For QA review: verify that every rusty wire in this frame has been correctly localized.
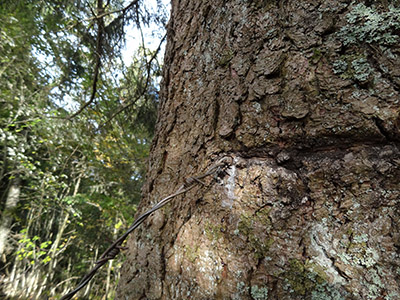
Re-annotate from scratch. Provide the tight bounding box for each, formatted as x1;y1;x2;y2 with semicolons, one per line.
60;156;233;300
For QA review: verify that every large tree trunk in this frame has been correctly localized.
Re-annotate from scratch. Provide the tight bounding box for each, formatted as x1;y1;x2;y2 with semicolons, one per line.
117;1;400;299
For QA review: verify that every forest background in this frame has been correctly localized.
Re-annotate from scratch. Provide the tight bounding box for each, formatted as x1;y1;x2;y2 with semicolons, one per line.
0;0;168;299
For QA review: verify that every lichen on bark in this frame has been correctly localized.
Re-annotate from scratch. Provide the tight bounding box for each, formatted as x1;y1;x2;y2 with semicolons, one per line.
117;1;400;299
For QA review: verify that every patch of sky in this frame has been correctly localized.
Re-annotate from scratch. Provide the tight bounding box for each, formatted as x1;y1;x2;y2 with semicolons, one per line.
122;0;170;65
32;0;170;112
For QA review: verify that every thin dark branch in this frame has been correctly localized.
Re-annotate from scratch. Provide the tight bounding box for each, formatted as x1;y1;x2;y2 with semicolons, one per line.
68;1;144;120
97;33;166;130
68;0;105;120
85;0;140;22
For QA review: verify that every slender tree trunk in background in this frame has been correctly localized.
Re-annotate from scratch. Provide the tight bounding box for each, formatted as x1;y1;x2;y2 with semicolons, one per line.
105;259;113;299
117;1;400;299
84;247;99;297
0;177;20;259
105;215;119;299
39;172;82;298
2;167;84;299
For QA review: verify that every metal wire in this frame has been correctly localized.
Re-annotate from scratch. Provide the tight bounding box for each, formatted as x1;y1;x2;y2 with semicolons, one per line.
60;156;232;300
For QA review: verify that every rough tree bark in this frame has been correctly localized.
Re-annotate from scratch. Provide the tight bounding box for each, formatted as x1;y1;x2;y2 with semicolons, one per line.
117;1;400;299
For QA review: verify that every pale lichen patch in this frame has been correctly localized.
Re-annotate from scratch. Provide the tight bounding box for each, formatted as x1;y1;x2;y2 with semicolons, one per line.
309;223;345;285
